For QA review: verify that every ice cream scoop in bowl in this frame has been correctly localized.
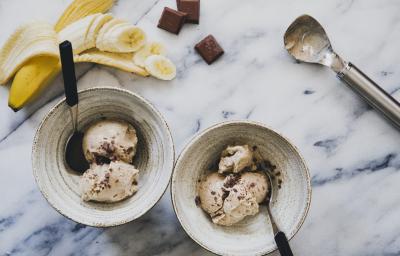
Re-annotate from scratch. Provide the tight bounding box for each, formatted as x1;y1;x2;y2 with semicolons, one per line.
32;87;174;227
171;121;311;256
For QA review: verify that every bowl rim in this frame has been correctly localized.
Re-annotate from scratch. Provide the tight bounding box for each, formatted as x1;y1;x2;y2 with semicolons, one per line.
170;120;312;256
32;86;175;227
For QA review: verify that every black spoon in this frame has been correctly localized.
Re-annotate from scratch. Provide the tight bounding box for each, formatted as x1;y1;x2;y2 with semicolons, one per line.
257;151;294;256
59;40;89;173
264;170;294;256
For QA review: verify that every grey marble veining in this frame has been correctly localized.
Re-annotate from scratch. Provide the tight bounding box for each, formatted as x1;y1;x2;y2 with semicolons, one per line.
1;0;400;255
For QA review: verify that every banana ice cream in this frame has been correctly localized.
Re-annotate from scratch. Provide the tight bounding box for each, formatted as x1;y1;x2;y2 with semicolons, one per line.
83;119;138;164
218;145;253;174
241;172;269;203
79;119;141;203
213;178;259;226
80;161;139;202
197;145;270;226
198;173;226;215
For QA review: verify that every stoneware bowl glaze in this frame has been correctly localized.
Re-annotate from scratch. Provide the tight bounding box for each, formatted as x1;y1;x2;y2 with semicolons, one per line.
32;87;174;227
171;121;311;256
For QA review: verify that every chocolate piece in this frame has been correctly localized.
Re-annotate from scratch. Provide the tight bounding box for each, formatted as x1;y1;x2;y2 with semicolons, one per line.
177;0;200;24
195;35;224;64
158;7;187;34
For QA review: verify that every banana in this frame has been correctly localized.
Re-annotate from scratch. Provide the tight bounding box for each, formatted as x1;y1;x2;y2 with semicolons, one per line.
144;55;176;80
55;0;115;32
74;49;149;76
8;0;116;111
0;21;58;84
133;42;167;67
9;56;60;111
96;19;146;53
58;13;112;54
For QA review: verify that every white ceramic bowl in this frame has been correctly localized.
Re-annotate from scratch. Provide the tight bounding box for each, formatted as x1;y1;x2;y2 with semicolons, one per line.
171;121;311;256
32;87;174;227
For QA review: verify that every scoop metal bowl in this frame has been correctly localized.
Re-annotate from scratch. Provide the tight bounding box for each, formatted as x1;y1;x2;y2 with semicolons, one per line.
284;15;400;130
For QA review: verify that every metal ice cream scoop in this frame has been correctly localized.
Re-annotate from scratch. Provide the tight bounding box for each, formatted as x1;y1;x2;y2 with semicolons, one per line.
284;14;400;130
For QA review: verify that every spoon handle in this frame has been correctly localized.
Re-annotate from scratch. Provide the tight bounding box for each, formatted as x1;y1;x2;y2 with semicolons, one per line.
59;40;78;107
337;62;400;130
274;231;294;256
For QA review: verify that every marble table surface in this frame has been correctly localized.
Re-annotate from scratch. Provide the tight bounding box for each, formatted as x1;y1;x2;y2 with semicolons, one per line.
1;0;400;255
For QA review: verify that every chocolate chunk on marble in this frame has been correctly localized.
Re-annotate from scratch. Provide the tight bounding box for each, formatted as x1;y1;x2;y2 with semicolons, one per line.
177;0;200;24
195;35;224;64
158;7;187;34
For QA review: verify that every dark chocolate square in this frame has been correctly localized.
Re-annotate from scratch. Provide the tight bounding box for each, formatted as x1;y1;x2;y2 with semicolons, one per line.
195;35;224;64
177;0;200;24
157;7;187;34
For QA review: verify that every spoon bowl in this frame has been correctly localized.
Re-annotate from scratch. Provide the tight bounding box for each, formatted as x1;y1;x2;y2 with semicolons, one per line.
65;131;88;172
284;14;345;72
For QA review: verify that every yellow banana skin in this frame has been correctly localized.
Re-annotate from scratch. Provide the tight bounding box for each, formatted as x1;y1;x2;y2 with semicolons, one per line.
9;56;60;111
55;0;115;32
8;0;114;111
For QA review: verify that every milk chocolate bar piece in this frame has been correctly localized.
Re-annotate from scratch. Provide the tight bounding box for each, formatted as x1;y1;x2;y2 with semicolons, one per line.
177;0;200;24
158;7;187;34
195;35;224;64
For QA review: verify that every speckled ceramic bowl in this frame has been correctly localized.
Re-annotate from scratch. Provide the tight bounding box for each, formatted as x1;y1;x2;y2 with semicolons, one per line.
171;121;311;256
32;87;174;227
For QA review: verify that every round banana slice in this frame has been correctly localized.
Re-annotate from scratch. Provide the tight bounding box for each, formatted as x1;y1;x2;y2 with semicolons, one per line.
144;55;176;81
133;42;167;67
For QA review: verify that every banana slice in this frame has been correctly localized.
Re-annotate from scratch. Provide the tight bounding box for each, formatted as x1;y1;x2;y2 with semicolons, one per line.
144;55;176;80
94;18;124;50
96;19;146;53
58;13;112;54
85;14;113;50
0;21;58;84
133;42;166;67
75;49;149;76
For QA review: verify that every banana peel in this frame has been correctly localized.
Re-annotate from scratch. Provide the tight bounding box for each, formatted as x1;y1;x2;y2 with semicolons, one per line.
8;0;115;111
9;56;60;111
0;21;58;84
55;0;115;32
75;49;149;76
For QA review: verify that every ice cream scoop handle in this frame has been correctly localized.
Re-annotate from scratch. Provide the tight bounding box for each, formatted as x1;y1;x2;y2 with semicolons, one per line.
274;231;294;256
337;62;400;130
